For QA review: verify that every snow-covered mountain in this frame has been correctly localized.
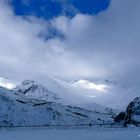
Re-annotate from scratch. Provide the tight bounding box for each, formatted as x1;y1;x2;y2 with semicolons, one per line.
13;80;60;102
0;86;113;126
2;76;140;127
1;75;135;110
0;76;133;110
12;78;117;115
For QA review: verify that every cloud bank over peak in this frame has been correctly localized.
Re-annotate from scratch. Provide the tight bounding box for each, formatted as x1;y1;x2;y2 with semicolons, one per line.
49;0;140;83
0;0;93;80
0;0;140;85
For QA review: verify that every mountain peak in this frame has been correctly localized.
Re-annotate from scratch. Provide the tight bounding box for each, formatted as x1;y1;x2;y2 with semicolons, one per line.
22;80;35;85
13;79;60;102
14;80;35;94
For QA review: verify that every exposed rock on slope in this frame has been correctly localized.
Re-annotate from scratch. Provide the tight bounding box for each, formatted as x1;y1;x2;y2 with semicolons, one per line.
114;97;140;126
125;97;140;125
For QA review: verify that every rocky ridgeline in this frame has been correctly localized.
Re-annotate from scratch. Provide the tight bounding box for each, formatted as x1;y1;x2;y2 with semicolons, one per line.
114;97;140;127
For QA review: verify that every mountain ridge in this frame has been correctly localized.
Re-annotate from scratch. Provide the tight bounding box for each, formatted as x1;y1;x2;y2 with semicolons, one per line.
0;85;113;126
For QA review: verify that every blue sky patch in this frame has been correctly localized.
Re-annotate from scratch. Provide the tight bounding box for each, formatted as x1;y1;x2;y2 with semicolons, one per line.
10;0;111;19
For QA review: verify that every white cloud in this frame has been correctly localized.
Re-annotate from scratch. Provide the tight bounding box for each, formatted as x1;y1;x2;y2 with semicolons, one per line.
0;0;140;85
51;0;140;84
0;1;93;81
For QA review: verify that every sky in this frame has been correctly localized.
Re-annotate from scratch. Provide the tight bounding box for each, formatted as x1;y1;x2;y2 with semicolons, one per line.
0;0;140;85
11;0;110;18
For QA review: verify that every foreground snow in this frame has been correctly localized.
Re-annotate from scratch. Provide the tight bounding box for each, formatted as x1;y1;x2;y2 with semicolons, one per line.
0;127;140;140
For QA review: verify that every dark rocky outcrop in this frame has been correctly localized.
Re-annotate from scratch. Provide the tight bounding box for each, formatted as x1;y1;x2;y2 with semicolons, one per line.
114;112;126;123
114;97;140;127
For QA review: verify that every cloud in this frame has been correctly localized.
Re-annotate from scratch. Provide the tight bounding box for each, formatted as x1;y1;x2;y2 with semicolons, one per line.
0;0;140;85
0;1;93;81
51;0;140;84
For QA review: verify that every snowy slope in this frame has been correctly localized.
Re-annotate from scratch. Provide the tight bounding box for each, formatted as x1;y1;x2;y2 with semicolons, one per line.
13;80;60;102
0;86;113;126
0;76;128;111
13;78;116;115
1;76;132;113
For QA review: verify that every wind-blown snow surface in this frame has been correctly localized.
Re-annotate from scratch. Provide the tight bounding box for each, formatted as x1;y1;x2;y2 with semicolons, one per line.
0;128;140;140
